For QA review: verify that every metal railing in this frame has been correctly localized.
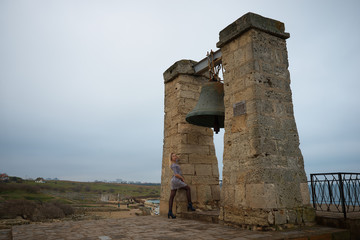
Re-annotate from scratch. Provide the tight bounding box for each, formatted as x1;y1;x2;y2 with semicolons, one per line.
310;173;360;218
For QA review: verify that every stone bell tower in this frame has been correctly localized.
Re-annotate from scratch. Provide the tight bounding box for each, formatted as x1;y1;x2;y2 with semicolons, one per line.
160;12;314;229
159;61;221;216
217;12;314;229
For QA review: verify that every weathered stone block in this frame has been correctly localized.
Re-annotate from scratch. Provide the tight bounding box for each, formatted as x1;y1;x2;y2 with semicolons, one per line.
177;90;196;99
181;164;194;175
177;153;189;163
261;61;273;73
179;144;209;154
189;154;217;164
175;190;187;202
191;176;219;185
243;209;269;226
300;182;311;205
197;185;212;202
159;200;169;216
186;133;199;145
175;81;202;92
302;206;316;223
209;145;215;155
231;115;247;133
169;135;187;146
222;185;235;204
268;211;275;225
190;185;197;202
219;207;225;221
217;12;290;48
223;208;245;225
274;210;287;225
182;98;199;112
262;138;278;155
239;60;260;77
287;209;297;224
295;208;303;224
212;163;219;176
274;65;289;79
194;164;213;176
234;184;246;206
233;87;252;103
233;47;247;65
164;125;177;138
198;135;214;145
211;185;221;201
163;60;197;83
246;183;278;209
178;123;212;135
176;201;188;213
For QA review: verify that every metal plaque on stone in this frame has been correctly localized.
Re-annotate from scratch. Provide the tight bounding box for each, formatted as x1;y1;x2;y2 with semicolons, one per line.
233;101;246;116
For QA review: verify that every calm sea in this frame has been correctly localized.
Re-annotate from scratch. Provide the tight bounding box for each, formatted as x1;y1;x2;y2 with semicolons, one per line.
146;199;160;204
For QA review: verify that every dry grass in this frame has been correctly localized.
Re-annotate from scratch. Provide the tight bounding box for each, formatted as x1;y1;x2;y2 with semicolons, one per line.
0;199;74;221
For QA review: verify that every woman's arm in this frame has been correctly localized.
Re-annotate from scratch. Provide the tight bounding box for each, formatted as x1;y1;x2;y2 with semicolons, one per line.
174;174;184;182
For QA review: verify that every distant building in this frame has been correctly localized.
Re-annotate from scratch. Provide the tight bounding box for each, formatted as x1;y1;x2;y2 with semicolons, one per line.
0;173;9;182
35;177;46;183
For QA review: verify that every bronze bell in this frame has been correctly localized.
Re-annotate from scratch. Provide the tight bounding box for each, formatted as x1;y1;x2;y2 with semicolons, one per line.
186;80;225;133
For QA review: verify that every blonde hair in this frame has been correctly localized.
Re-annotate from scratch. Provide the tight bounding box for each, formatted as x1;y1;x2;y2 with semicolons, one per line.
169;152;174;168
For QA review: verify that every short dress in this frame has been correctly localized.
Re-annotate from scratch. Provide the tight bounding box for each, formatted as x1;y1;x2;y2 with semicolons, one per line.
170;163;187;190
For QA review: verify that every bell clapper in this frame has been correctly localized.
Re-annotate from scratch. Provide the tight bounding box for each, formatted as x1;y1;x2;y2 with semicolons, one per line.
214;116;220;134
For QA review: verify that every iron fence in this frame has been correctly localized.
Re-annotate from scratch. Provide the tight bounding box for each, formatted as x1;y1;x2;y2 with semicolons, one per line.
309;172;360;219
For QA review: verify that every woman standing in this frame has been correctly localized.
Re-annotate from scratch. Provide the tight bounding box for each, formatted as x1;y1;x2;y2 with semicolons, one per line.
168;153;195;219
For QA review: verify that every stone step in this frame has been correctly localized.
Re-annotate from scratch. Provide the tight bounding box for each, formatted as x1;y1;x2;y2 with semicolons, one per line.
180;211;351;239
316;214;360;240
181;210;219;223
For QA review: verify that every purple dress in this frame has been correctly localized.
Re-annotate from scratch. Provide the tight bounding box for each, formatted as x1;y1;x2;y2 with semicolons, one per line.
170;163;187;190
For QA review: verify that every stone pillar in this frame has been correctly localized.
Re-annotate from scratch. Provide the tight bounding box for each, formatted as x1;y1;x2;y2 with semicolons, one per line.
217;13;315;229
160;60;220;216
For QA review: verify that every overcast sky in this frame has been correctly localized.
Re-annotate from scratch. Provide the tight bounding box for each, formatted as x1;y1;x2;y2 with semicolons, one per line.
1;0;359;182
